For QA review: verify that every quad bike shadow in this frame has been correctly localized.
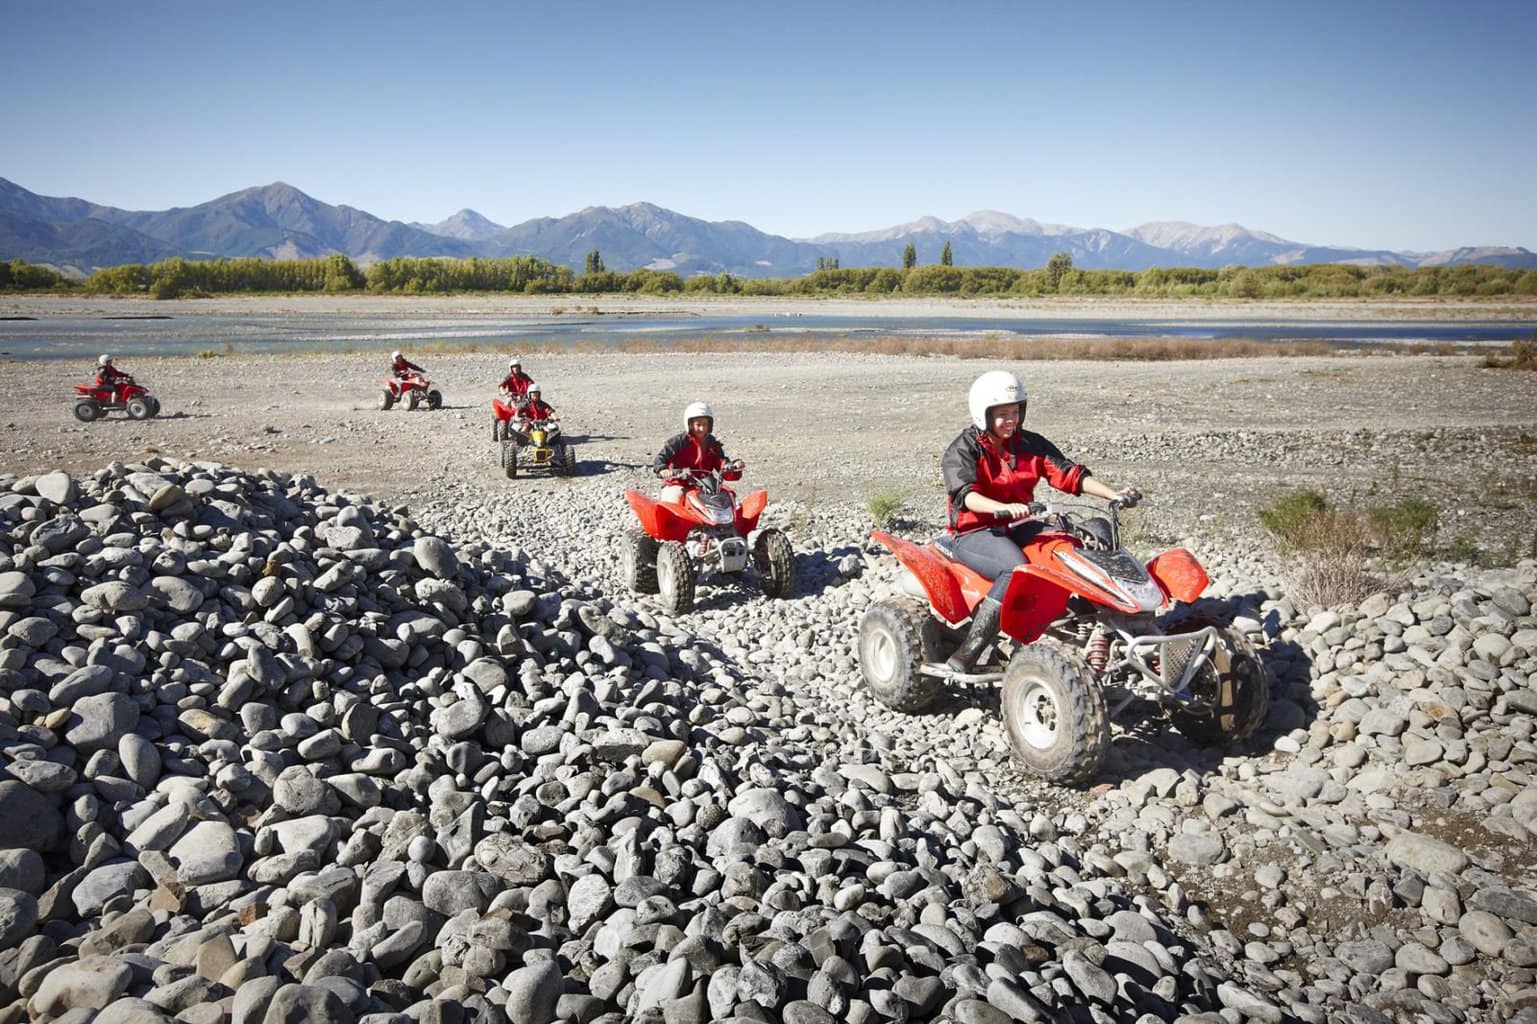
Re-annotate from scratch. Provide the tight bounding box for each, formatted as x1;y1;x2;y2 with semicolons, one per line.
860;496;1280;787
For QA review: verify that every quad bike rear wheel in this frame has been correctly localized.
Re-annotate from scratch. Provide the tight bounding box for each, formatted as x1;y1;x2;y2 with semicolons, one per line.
1167;621;1270;746
561;445;577;477
858;597;951;712
127;397;152;420
74;400;102;423
426;389;442;410
622;528;660;594
1001;643;1109;786
406;390;421;411
753;529;795;598
380;389;395;411
492;417;503;442
656;541;695;614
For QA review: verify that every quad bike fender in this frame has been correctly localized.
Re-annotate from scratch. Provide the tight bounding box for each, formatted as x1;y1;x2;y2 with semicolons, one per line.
736;490;768;534
870;531;972;625
1146;548;1209;604
626;489;692;544
998;566;1073;645
491;399;516;422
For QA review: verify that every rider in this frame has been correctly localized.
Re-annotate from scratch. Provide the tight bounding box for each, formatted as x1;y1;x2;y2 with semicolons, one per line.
499;356;534;407
94;354;132;390
391;350;425;379
941;370;1139;672
521;383;557;424
653;401;742;503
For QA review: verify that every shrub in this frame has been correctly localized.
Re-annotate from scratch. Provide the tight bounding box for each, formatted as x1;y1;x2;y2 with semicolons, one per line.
1256;488;1328;547
1257;488;1378;607
867;489;906;529
1367;496;1438;561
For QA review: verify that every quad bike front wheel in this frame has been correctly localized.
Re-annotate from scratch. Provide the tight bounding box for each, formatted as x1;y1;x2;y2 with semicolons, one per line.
426;389;442;410
1167;622;1270;746
753;529;795;599
147;396;161;417
74;400;102;423
379;389;395;411
406;390;421;411
127;397;152;420
561;445;577;477
502;442;517;479
1001;643;1109;786
656;541;696;613
858;597;952;712
622;528;659;594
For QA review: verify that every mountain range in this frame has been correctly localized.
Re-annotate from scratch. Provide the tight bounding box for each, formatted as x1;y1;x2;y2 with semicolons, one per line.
3;177;1533;279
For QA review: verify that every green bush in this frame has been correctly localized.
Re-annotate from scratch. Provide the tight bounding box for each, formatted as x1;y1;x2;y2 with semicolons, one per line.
867;489;907;529
1368;496;1439;560
1256;488;1329;547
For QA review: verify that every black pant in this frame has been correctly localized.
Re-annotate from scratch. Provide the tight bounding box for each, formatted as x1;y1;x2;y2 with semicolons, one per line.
952;523;1044;600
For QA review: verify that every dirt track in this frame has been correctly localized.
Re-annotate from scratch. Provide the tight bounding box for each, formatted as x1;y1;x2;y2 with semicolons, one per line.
3;347;1535;561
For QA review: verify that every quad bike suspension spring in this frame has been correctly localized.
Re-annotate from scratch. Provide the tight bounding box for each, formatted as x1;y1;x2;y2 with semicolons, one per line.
1085;628;1110;675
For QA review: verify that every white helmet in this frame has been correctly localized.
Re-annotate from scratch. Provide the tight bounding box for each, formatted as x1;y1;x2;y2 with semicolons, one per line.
508;355;522;369
391;350;402;360
527;381;541;395
683;401;714;431
968;371;1028;431
98;354;112;367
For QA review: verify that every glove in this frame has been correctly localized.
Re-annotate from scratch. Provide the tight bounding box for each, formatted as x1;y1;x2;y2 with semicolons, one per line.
1120;488;1142;508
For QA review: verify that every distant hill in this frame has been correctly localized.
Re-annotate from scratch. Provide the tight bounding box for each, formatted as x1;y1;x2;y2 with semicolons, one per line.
411;208;505;242
3;176;1534;275
482;202;828;277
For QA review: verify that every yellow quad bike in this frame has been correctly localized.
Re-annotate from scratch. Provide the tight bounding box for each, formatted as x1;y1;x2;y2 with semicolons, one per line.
501;420;577;478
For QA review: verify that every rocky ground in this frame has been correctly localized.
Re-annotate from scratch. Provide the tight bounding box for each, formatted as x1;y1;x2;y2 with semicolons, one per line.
0;348;1535;1023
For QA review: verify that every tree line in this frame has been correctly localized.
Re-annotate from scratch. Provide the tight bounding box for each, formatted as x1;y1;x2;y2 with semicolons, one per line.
4;253;1535;299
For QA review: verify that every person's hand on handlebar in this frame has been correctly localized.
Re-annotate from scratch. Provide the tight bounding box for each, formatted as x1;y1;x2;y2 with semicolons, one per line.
728;459;745;473
992;502;1038;520
1114;487;1142;508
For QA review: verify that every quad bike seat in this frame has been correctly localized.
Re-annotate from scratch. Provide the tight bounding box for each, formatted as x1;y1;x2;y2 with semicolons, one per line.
931;533;960;560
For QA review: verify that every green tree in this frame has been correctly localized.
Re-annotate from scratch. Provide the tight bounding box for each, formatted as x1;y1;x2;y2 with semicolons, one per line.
1045;251;1073;291
902;243;917;270
585;249;605;274
940;241;953;266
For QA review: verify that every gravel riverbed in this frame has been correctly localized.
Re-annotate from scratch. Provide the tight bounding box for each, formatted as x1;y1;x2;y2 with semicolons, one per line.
0;347;1535;1023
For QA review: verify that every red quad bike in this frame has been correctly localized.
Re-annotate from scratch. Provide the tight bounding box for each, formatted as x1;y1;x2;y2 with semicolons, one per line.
859;497;1269;785
623;468;795;613
379;372;442;411
73;377;161;422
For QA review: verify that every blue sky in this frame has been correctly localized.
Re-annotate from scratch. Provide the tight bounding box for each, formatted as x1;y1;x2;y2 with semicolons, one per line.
4;0;1534;251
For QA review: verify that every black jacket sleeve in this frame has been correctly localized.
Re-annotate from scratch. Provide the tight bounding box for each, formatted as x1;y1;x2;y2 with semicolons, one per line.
652;433;688;475
941;428;984;510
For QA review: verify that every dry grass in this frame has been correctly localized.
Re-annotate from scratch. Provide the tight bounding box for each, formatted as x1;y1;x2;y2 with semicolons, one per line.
349;334;1347;361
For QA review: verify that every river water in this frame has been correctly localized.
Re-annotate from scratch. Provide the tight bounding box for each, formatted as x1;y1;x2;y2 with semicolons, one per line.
0;309;1531;361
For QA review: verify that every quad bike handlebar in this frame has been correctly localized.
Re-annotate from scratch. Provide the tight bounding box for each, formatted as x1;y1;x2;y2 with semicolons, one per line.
661;461;744;483
994;492;1145;549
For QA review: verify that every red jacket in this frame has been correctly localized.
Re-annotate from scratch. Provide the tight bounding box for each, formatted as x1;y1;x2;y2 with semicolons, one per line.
524;398;555;421
95;364;131;388
392;356;424;376
653;432;740;480
500;371;533;398
942;426;1088;534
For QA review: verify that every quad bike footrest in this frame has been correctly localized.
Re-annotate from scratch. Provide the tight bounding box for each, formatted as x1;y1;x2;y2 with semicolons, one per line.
918;663;1004;685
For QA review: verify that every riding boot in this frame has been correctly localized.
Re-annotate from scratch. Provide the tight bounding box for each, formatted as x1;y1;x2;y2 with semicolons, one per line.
947;596;1003;673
